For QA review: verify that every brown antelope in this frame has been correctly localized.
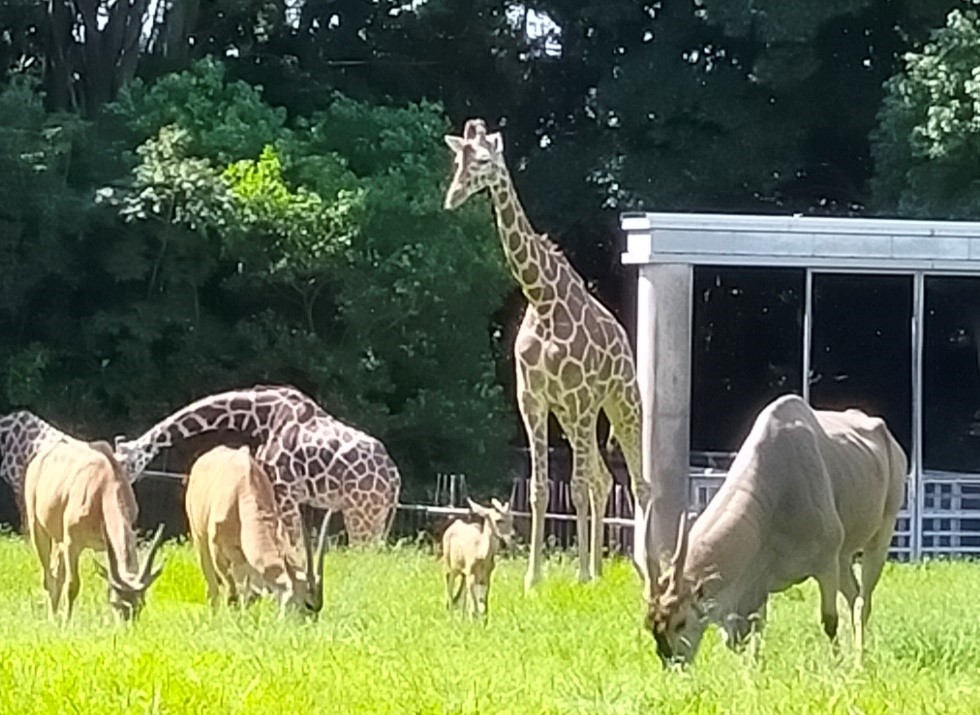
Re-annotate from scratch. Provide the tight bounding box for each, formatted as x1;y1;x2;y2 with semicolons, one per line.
636;394;907;666
24;439;165;623
184;445;328;617
442;497;514;619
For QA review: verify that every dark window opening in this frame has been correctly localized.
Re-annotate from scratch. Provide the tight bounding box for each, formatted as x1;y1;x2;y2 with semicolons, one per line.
924;277;980;473
691;267;805;454
809;273;913;458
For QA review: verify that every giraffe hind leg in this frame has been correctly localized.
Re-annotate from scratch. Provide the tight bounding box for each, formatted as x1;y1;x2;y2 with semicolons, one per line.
589;445;614;581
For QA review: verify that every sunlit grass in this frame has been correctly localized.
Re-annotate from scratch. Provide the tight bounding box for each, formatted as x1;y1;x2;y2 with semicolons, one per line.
0;533;977;713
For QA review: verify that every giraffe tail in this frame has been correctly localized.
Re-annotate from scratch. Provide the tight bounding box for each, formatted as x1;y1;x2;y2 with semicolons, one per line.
380;502;397;544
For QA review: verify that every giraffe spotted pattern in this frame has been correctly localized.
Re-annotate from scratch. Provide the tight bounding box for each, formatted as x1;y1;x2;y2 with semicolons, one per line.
115;385;401;545
0;411;74;526
444;119;646;591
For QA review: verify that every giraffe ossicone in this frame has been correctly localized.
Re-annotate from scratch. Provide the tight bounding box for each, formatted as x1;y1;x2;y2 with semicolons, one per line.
443;117;647;591
114;384;401;547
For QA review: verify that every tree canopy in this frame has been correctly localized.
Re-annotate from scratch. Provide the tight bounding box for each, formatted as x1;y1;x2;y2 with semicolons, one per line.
0;0;972;493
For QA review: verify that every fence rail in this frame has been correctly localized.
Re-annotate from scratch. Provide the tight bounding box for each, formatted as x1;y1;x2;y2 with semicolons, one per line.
81;458;980;561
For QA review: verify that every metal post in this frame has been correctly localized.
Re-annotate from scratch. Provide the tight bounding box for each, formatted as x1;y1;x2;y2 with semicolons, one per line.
912;272;925;560
802;269;813;404
635;263;693;563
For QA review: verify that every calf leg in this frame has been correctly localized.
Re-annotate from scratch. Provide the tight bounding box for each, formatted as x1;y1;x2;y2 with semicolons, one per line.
474;577;491;621
465;573;480;619
445;571;464;612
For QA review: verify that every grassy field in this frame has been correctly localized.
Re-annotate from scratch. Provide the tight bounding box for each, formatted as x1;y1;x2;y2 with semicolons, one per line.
0;534;978;714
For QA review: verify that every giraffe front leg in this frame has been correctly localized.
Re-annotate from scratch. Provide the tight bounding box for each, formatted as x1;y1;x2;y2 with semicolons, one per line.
12;483;28;536
518;389;549;594
565;440;591;583
566;416;603;584
272;482;306;556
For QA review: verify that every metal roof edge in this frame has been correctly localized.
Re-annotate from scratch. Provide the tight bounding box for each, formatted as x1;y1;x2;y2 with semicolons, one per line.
619;211;980;238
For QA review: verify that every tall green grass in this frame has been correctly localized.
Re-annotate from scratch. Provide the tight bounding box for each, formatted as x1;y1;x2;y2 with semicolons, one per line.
0;534;977;714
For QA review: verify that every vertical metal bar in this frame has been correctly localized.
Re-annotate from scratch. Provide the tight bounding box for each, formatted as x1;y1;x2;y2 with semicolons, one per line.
802;269;814;404
912;271;925;560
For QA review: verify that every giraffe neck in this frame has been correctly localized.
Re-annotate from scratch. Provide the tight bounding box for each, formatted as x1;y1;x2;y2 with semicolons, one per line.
116;388;294;477
0;411;67;490
487;171;569;305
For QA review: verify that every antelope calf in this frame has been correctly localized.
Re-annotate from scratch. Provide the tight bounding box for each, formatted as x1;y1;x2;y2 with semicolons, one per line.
442;497;514;619
184;445;328;617
24;439;165;623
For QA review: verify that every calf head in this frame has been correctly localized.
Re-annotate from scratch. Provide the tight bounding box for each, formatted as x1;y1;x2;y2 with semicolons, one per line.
467;497;514;548
637;511;711;667
95;523;166;622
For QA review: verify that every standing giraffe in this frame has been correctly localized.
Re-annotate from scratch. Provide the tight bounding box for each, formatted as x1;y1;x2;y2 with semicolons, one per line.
114;385;401;545
0;410;75;527
444;118;645;590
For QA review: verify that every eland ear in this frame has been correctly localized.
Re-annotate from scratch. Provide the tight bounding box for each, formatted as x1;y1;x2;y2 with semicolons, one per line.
490;497;508;513
444;135;464;153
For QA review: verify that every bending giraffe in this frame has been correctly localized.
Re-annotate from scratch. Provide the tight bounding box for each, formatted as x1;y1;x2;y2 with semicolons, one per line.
0;410;74;527
444;118;646;590
114;385;400;545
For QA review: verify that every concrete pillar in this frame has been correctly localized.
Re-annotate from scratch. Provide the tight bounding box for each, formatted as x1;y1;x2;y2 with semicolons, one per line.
634;263;692;561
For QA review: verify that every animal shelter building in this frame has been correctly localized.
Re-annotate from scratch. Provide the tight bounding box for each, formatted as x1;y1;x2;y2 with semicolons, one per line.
621;211;980;560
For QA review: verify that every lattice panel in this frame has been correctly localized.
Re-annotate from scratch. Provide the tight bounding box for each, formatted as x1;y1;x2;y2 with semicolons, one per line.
920;478;980;556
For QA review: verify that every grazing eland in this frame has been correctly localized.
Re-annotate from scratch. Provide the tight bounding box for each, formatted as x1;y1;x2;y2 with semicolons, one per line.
636;394;907;666
184;445;328;617
25;439;165;623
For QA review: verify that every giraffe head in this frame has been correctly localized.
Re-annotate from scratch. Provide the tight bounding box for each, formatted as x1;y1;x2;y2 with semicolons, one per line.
443;118;506;210
113;438;153;481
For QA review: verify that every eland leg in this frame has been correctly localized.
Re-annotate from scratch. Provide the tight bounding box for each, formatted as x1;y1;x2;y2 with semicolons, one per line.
49;545;67;622
62;541;82;624
31;527;57;620
856;531;893;657
816;563;842;644
196;539;222;612
838;553;860;645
